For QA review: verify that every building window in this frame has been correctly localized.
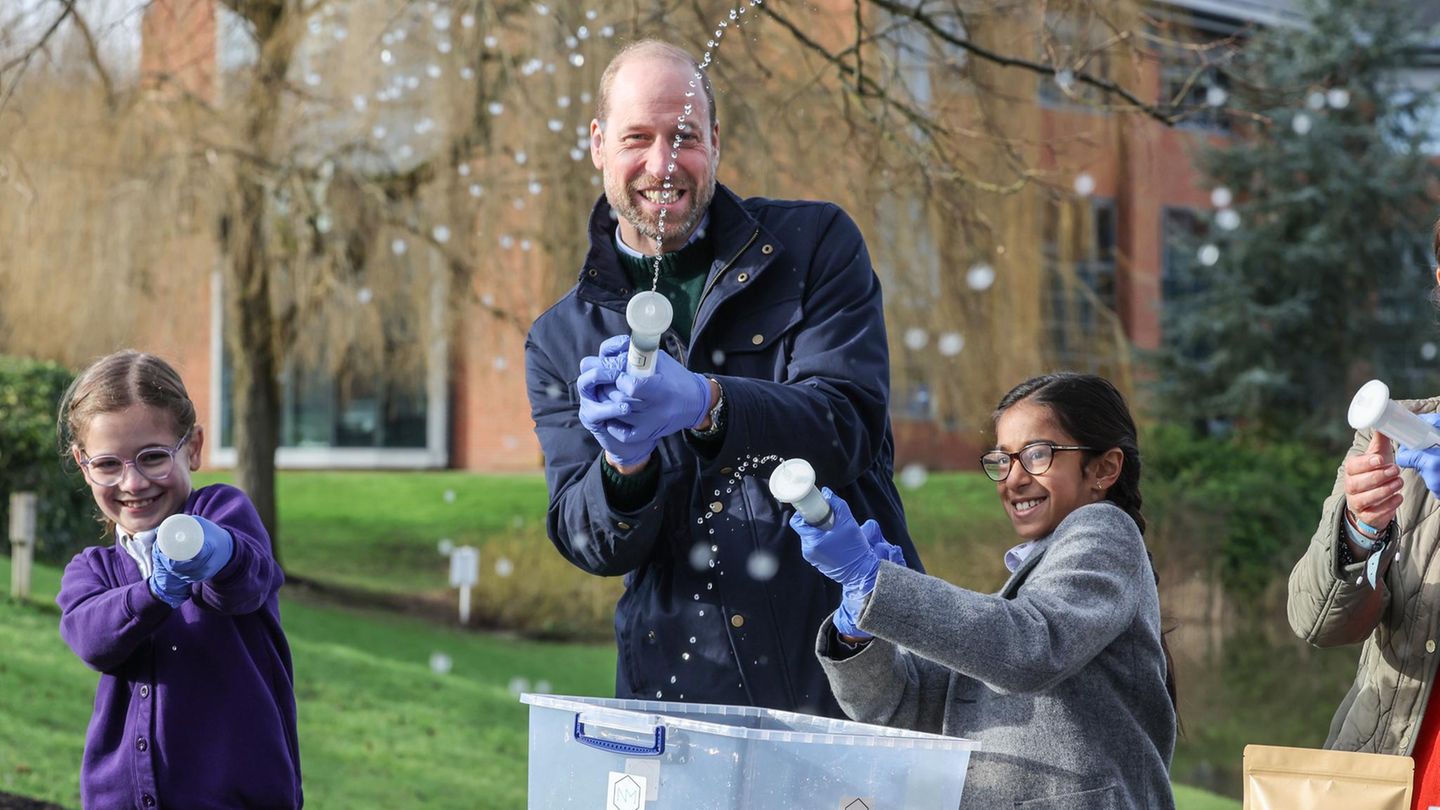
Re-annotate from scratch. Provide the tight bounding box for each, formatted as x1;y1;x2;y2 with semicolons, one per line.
210;271;448;469
1044;198;1118;373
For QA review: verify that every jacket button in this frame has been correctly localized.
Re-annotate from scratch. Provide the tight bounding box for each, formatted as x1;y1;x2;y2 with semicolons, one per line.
587;268;598;277
1428;640;1436;654
751;334;764;345
617;521;632;530
730;614;745;628
710;501;723;513
737;272;749;283
136;737;148;752
761;244;774;255
139;685;150;699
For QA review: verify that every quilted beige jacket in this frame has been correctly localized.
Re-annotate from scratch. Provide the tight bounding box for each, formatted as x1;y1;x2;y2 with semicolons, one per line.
1287;397;1440;754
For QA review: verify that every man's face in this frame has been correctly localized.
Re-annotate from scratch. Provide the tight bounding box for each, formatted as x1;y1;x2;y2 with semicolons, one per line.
591;56;719;254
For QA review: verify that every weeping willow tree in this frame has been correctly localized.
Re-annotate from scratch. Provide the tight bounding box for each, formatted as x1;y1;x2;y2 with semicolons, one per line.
0;0;1223;553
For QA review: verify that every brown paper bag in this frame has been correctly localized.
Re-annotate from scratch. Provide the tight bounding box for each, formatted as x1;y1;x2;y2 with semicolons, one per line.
1243;744;1413;810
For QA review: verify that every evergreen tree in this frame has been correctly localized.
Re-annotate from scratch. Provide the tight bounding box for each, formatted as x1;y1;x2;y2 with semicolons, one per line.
1155;0;1440;443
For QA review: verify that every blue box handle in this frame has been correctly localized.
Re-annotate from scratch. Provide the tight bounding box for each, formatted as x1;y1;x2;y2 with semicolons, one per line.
573;714;667;757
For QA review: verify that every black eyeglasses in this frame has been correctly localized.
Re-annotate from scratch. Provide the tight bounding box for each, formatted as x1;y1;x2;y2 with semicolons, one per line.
979;441;1092;482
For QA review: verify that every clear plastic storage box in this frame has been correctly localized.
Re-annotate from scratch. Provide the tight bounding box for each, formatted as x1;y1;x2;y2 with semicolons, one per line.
521;693;976;809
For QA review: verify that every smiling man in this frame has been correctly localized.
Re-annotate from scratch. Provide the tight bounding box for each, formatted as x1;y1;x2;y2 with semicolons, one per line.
524;40;922;717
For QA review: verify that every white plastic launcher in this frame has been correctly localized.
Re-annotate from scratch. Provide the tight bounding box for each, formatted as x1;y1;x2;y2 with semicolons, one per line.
156;513;204;561
625;291;673;378
768;458;835;530
1348;379;1440;450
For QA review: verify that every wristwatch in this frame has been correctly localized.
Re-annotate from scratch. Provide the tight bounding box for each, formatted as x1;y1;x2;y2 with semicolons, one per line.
691;378;726;438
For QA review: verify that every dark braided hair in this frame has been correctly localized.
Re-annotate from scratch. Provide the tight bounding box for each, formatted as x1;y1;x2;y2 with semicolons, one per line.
995;373;1177;711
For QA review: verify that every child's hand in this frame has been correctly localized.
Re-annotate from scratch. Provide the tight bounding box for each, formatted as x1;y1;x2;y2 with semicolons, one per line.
164;516;235;583
149;549;191;608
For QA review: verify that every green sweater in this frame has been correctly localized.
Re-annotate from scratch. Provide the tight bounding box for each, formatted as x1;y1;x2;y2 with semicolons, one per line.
615;235;715;344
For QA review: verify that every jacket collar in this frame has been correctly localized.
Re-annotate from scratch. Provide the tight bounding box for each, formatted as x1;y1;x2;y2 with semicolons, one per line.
577;183;769;312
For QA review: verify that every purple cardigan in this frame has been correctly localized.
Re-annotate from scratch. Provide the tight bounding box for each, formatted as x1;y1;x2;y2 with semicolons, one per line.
57;484;302;809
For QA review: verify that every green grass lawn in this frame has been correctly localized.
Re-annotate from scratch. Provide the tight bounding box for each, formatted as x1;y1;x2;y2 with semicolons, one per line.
3;550;1239;809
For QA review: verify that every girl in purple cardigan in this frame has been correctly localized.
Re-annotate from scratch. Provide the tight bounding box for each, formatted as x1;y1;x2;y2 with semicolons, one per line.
55;350;301;809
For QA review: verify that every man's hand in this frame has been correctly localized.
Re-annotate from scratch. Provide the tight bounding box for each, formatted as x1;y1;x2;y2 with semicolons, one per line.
609;342;712;443
577;342;656;468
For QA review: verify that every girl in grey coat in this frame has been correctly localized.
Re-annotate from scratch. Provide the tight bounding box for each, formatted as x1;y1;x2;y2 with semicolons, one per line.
790;373;1177;809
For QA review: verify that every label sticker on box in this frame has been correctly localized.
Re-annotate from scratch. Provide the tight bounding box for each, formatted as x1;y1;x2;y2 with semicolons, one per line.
607;772;647;810
839;799;875;810
625;758;661;801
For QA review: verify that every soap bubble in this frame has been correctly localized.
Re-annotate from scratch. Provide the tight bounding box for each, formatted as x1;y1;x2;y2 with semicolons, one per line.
1210;186;1233;209
938;332;965;356
1197;244;1221;266
1073;172;1096;196
903;328;928;350
495;557;514;577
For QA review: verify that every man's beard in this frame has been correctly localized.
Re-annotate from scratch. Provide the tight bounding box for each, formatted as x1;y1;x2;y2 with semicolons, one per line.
607;173;716;251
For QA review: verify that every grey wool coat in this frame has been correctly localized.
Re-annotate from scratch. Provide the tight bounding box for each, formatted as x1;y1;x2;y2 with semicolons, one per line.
817;502;1176;810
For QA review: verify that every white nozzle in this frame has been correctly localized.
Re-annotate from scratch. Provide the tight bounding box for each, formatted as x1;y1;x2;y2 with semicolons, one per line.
769;458;834;529
625;291;673;378
157;513;204;561
1348;379;1440;450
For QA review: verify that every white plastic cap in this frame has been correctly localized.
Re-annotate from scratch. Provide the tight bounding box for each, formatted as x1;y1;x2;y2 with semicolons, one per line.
768;459;817;504
156;513;203;561
1347;379;1390;431
626;291;673;339
1348;378;1440;450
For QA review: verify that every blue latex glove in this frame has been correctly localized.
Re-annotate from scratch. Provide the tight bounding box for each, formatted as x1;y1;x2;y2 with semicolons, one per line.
162;516;234;583
1397;413;1440;497
788;488;888;638
577;349;656;467
608;337;712;443
149;545;191;608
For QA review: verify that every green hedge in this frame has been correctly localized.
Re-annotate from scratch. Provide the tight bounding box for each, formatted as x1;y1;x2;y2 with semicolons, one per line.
0;355;97;565
1144;423;1337;600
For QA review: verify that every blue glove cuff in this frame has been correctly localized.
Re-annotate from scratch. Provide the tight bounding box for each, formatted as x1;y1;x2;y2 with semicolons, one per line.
149;575;188;608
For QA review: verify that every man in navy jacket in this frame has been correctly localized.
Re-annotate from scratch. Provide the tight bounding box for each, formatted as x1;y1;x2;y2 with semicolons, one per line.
524;39;921;717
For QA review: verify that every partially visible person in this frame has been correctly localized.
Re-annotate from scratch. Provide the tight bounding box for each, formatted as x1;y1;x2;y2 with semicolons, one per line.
1287;215;1440;810
55;350;301;810
524;39;922;717
792;373;1176;809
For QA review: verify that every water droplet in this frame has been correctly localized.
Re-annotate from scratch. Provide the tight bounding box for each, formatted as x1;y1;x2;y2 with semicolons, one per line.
1423;342;1437;361
460;66;475;81
746;550;779;581
484;35;498;48
1073;172;1096;196
903;328;928;351
706;583;713;590
670;675;677;684
488;101;504;116
432;225;451;244
570;53;585;68
1306;90;1326;111
495;557;514;577
682;652;691;660
529;181;543;195
966;263;996;291
515;151;528;165
461;13;475;28
380;49;394;65
1210;186;1233;208
938;332;965;356
438;538;454;554
469;183;483;198
693;593;700;601
1328;88;1351;110
698;610;705;617
1292;113;1313;135
391;238;408;256
508;676;530;695
1197;244;1221;266
536;680;552;693
690;543;712;571
689;636;697;643
900;464;928;490
656;690;663;698
438;40;452;54
1216;208;1241;231
429;652;452;674
1054;69;1075;92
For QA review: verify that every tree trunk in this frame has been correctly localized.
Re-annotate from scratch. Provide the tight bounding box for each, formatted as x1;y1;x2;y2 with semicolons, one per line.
225;178;283;561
